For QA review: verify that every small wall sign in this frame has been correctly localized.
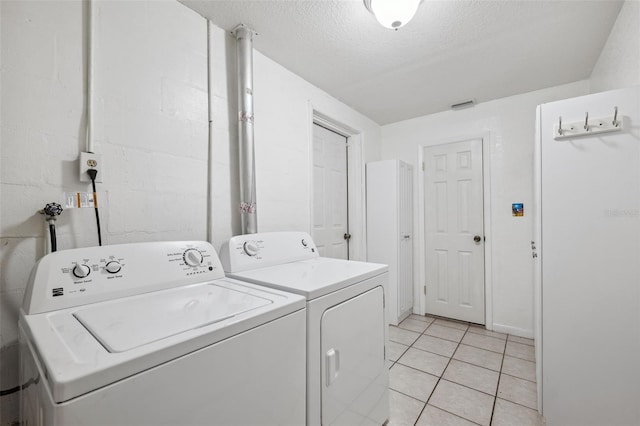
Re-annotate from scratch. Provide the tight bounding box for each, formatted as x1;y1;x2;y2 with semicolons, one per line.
512;203;524;217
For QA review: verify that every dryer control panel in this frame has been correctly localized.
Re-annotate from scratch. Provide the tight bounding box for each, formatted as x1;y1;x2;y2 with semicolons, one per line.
219;231;319;273
23;241;224;314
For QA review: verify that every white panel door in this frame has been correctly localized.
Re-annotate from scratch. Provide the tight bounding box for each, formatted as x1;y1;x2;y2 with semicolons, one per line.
313;123;349;259
321;286;387;425
424;139;485;324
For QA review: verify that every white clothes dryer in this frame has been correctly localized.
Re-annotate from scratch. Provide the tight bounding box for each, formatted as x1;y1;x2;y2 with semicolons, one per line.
220;232;389;426
19;241;306;426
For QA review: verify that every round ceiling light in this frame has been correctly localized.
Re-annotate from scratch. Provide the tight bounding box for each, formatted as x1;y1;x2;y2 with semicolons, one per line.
363;0;422;30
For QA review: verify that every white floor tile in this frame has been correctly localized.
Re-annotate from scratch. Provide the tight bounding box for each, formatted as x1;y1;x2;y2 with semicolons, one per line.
452;344;503;371
507;335;534;346
461;332;506;354
433;318;469;331
467;325;507;340
492;398;544;426
387;340;410;362
416;404;478;426
414;334;459;358
398;318;430;333
442;359;499;396
502;355;536;382
389;325;421;346
389;363;439;402
409;314;434;324
497;374;538;410
429;380;494;426
505;341;535;361
425;324;466;342
397;347;450;377
388;389;425;426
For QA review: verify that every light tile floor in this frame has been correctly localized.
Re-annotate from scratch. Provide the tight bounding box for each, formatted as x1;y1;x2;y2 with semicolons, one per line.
388;315;545;426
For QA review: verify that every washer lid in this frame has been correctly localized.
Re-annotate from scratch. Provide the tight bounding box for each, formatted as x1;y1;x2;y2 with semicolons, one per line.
74;283;272;353
228;257;388;300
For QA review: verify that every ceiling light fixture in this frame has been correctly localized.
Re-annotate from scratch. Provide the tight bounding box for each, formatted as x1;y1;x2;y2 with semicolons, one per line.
363;0;422;30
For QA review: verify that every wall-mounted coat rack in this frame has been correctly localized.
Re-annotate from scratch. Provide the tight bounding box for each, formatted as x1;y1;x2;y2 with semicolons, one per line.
554;106;623;140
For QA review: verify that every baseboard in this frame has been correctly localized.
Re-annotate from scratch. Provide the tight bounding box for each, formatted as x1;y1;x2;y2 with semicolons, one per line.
491;323;534;339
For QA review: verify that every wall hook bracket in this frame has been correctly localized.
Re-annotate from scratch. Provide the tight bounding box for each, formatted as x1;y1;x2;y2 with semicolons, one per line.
553;108;623;140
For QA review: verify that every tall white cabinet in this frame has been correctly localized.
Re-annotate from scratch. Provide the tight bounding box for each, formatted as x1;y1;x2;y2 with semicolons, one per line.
366;160;414;326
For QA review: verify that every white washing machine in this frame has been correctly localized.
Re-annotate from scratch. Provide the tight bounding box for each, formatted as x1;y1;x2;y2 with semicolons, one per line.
19;241;306;426
220;232;389;426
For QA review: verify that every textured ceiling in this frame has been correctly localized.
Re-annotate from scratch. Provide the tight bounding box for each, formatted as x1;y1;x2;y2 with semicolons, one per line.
180;0;623;125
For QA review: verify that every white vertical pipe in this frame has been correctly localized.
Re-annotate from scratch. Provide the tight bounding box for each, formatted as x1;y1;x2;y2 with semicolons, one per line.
233;24;257;234
206;21;214;244
86;0;95;153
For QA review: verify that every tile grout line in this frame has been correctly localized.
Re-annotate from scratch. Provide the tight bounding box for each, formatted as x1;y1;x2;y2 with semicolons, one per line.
410;319;450;425
488;337;507;425
500;371;537;385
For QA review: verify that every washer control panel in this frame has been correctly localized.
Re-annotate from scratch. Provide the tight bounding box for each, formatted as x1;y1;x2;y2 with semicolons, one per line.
23;241;224;314
219;231;319;273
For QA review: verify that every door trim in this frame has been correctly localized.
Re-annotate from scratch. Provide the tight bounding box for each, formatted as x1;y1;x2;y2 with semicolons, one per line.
416;132;494;329
308;105;366;261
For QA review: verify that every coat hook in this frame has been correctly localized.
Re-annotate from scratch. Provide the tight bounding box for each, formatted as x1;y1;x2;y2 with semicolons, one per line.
612;106;619;127
558;116;563;136
584;112;589;131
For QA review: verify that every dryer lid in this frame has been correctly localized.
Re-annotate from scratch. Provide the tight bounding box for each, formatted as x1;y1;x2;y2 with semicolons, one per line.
73;283;272;353
228;257;388;300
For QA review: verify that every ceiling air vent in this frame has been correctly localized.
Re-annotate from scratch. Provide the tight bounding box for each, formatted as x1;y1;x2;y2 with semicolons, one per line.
451;100;475;110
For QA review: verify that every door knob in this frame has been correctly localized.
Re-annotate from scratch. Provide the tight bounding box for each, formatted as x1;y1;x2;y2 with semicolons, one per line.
473;235;482;243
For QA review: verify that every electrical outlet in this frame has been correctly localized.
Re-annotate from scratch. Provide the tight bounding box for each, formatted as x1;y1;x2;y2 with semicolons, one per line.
79;152;104;183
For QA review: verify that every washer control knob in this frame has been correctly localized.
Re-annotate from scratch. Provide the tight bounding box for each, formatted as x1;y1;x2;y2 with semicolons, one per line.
301;239;308;247
243;241;259;256
183;249;203;267
105;261;122;274
72;264;91;278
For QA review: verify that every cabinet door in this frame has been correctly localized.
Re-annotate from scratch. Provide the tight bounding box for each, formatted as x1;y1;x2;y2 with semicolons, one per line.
321;286;388;425
398;162;414;320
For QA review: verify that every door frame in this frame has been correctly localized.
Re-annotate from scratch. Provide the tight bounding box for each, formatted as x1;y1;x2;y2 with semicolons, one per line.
416;132;494;329
308;105;366;261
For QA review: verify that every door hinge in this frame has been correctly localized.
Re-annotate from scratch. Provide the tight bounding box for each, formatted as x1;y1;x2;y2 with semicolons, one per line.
423;285;426;295
421;162;425;171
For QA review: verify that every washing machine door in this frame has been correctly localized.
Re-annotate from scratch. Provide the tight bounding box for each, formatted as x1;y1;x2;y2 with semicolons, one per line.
320;286;388;425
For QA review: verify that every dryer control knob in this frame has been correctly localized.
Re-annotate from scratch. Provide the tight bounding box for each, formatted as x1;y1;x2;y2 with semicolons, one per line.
183;249;203;267
72;264;91;278
105;261;122;274
243;241;259;256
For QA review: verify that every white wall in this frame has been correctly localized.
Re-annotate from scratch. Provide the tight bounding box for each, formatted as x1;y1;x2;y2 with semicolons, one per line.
590;0;640;93
207;24;382;251
380;81;590;337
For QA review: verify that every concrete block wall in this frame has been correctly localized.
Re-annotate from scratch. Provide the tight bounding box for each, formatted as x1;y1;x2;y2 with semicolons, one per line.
0;1;208;422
